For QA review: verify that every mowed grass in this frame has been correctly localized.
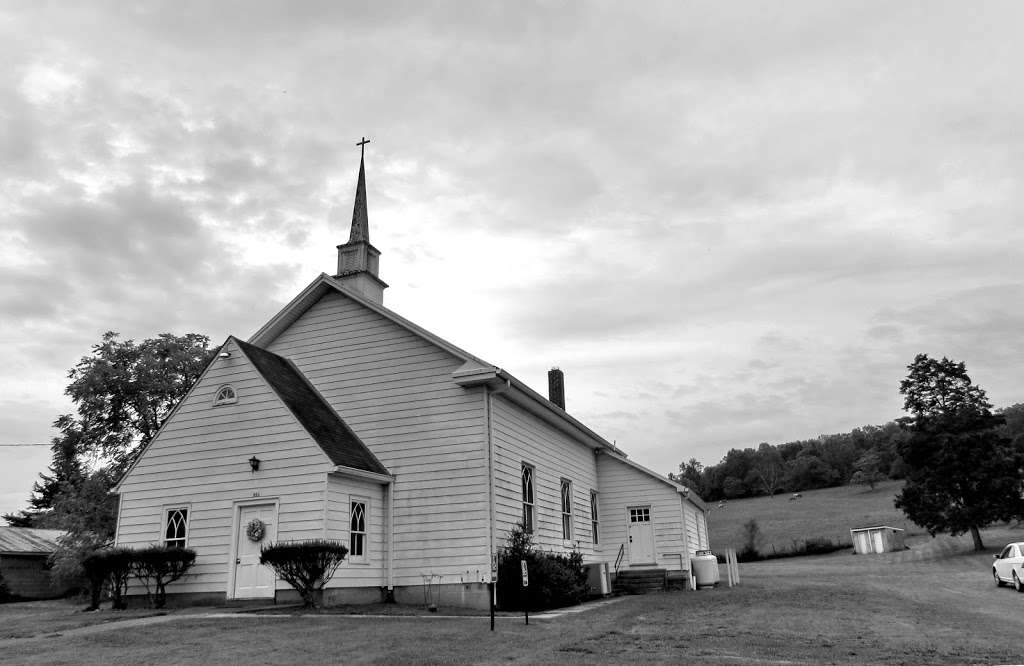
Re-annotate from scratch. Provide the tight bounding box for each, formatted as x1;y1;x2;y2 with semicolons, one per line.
3;526;1024;665
707;480;927;554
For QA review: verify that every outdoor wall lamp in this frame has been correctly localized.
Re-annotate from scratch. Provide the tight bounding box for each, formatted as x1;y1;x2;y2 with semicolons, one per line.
249;456;261;472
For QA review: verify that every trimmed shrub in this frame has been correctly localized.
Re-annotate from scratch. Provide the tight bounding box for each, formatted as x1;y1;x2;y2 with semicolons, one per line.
497;522;588;611
259;540;348;609
80;547;134;610
130;546;196;609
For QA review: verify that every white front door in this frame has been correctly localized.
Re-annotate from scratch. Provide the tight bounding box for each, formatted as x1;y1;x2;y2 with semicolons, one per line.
233;504;277;599
627;506;656;565
871;530;885;553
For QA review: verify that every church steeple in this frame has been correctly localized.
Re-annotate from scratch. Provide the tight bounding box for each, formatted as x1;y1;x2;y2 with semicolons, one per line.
335;137;388;304
348;143;369;244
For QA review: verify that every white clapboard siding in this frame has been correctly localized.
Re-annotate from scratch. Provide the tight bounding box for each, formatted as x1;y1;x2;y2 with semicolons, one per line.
265;291;490;584
326;475;386;587
116;338;333;595
683;503;700;558
696;508;709;550
490;396;601;560
595;454;687;571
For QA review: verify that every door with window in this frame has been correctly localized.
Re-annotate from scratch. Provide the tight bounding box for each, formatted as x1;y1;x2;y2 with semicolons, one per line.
233;504;277;599
627;506;656;565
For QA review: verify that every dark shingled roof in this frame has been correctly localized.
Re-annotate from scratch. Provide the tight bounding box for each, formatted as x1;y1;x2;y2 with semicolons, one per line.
233;338;390;477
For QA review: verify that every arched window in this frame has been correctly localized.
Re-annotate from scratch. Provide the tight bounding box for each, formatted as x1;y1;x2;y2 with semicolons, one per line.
213;385;237;406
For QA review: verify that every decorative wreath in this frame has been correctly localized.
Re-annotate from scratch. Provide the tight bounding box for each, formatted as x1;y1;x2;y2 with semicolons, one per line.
246;518;266;542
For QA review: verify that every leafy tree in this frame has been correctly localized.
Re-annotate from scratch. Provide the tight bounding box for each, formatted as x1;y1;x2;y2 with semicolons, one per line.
6;331;215;597
669;458;705;495
850;450;885;490
750;443;785;497
895;354;1024;551
997;403;1024;446
47;470;121;590
784;453;839;491
65;331;217;476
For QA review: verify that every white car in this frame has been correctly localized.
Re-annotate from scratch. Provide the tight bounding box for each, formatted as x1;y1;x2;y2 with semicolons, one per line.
992;542;1024;592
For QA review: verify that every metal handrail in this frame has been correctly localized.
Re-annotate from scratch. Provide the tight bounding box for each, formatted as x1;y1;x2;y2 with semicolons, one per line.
614;543;625;574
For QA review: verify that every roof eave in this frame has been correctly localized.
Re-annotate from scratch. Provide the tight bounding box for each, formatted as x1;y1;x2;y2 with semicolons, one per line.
330;466;395;484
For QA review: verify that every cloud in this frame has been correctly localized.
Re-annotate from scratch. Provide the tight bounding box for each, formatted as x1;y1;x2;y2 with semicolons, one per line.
2;1;1024;500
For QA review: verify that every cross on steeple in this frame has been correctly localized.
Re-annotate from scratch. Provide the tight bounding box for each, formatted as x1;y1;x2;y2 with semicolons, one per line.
357;136;370;159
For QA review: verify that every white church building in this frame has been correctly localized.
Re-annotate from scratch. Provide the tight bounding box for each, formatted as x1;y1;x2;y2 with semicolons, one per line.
113;147;710;608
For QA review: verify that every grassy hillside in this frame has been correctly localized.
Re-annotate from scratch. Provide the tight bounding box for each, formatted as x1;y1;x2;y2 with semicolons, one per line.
706;480;928;554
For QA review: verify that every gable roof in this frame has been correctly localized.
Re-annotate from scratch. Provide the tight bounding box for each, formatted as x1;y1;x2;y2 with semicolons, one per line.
249;274;622;455
232;338;390;477
0;527;64;555
247;274;706;504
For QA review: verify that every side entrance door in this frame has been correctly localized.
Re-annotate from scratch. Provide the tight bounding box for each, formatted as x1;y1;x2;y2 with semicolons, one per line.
233;503;277;599
627;506;656;565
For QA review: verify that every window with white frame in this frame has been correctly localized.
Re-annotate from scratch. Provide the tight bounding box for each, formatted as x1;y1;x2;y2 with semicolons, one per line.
590;491;600;544
213;385;237;406
521;464;535;534
164;507;188;548
349;500;367;561
560;479;573;540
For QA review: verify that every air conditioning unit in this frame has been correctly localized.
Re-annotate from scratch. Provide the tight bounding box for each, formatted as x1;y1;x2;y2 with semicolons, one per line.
584;562;611;597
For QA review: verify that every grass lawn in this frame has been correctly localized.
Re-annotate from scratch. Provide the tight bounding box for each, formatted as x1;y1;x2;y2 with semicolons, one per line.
707;480;929;554
3;524;1024;665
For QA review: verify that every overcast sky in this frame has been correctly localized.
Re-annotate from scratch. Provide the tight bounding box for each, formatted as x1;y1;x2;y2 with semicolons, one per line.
2;1;1022;517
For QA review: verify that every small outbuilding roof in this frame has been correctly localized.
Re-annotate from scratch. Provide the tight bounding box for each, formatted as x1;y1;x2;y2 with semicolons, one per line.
850;525;905;533
0;527;64;555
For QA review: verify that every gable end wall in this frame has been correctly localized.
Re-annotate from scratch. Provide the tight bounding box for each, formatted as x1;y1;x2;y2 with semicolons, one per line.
115;339;333;595
265;291;490;585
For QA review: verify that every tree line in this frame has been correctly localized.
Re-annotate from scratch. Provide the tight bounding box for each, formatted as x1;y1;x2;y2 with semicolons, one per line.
672;398;1024;504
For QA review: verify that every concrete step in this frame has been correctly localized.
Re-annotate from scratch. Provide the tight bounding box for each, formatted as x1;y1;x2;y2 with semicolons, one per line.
613;568;667;594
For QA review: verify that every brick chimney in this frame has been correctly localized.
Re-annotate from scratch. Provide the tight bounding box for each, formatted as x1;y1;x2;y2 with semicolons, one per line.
548;368;565;410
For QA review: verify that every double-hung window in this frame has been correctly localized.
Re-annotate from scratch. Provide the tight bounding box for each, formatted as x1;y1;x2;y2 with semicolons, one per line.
590;491;600;544
350;500;367;562
521;464;535;533
164;507;188;548
561;480;573;540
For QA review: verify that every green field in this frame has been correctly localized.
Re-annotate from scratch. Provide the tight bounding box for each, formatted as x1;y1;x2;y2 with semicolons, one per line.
706;480;928;555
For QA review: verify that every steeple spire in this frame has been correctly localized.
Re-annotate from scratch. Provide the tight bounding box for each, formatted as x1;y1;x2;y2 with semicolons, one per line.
335;137;387;304
349;138;370;243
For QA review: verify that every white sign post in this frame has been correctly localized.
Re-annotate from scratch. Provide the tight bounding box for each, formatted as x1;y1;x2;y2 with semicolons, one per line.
520;559;529;625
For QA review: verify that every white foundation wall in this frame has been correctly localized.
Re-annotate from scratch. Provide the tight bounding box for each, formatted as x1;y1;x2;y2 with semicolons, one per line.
115;338;332;595
265;291;491;585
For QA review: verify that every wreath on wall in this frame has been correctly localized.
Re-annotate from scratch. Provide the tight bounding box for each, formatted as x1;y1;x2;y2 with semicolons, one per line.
246;518;266;543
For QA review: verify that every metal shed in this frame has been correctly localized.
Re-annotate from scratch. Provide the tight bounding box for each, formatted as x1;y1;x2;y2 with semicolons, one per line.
850;525;905;554
0;527;65;599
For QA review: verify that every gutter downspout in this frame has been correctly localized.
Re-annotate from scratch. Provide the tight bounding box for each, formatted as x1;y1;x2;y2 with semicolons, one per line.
485;387;496;593
386;478;395;596
485;379;510;607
